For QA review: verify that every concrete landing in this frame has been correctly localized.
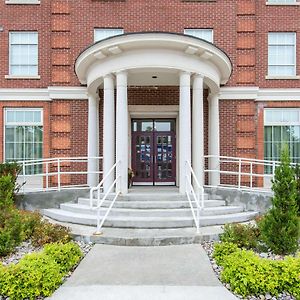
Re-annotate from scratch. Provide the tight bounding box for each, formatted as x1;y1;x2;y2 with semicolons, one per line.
50;244;237;300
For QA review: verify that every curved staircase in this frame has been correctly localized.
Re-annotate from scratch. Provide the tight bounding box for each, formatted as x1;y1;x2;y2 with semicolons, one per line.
43;187;258;246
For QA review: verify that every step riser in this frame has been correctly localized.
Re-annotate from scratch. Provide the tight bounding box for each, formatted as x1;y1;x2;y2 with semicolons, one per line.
43;210;257;229
78;199;226;209
60;205;243;217
73;234;220;246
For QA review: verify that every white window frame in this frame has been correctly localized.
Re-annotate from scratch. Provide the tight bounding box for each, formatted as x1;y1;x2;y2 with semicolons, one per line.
266;0;299;5
266;32;298;79
94;28;124;43
5;0;40;4
6;31;40;79
184;29;214;43
264;108;300;126
4;108;43;163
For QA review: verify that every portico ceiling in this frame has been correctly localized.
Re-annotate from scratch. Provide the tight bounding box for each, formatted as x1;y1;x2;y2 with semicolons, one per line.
75;32;232;94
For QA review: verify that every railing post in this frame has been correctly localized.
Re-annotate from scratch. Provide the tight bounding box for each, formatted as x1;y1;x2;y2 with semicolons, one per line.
46;162;49;191
250;162;253;189
22;161;26;194
57;158;61;192
238;158;242;190
272;161;276;179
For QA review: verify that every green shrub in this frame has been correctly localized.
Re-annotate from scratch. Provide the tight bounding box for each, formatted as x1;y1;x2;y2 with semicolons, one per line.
0;175;15;209
0;253;63;300
220;223;260;249
260;147;300;255
294;164;300;216
219;246;300;298
0;209;23;256
213;242;239;266
44;242;83;274
31;220;71;247
0;162;22;197
18;210;42;241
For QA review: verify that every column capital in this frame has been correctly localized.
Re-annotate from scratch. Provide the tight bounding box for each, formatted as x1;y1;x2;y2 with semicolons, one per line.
179;71;191;87
208;92;220;102
192;73;204;80
103;74;115;90
104;73;115;80
116;70;128;87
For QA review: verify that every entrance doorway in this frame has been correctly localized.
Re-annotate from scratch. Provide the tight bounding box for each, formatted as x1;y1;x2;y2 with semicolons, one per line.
131;119;176;185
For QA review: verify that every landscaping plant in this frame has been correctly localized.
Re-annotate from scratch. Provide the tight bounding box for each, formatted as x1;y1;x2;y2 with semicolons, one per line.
294;163;300;215
259;146;300;255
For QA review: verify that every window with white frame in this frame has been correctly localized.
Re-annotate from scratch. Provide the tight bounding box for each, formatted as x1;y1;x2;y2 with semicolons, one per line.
264;109;300;173
94;28;124;42
184;29;213;43
268;32;296;76
267;0;298;3
5;109;43;174
9;32;38;76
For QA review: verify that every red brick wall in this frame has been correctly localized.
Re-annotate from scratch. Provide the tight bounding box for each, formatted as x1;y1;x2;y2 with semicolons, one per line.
0;0;299;88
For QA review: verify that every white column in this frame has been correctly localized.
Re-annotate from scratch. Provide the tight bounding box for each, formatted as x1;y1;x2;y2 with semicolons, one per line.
179;71;191;194
192;74;204;187
87;93;99;187
103;74;115;192
208;92;220;186
116;71;128;194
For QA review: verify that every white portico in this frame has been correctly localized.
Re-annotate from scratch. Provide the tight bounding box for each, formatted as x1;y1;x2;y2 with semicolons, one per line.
75;32;232;195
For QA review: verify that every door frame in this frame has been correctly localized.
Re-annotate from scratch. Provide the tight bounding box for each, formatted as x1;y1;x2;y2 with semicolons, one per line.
128;105;179;186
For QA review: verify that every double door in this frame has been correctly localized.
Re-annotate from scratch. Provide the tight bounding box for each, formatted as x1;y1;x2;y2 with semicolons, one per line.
132;119;176;185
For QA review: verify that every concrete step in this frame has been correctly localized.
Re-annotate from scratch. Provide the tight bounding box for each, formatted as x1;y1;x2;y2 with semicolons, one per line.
43;208;258;228
78;198;227;209
45;218;225;246
60;203;243;217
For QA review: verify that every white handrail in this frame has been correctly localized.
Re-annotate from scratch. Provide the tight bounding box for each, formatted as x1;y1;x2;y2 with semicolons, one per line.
13;156;103;193
185;161;205;233
89;161;120;208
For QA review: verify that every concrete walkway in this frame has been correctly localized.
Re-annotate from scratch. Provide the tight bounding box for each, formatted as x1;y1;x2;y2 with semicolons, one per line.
50;244;237;300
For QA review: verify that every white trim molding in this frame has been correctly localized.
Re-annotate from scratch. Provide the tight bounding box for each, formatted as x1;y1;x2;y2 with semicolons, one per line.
266;1;300;5
0;87;88;101
5;0;40;4
220;87;300;101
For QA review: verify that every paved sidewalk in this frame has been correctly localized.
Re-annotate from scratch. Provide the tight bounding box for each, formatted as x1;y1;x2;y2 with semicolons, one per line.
50;244;237;300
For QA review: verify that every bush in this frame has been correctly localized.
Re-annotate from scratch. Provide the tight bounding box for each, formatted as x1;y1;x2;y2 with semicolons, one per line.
294;164;300;216
0;209;23;256
213;242;239;266
0;242;83;300
44;242;83;274
18;210;42;241
218;244;300;298
0;175;15;210
220;223;260;250
31;220;71;247
260;147;300;255
0;253;63;300
0;162;22;197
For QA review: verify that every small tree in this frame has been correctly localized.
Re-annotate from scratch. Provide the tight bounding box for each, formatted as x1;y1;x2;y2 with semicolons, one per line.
260;146;300;255
294;164;300;216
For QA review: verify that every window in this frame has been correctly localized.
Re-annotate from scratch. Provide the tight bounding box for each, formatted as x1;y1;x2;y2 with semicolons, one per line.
5;109;43;174
184;29;213;43
94;28;124;43
267;0;298;4
6;0;40;4
9;32;38;76
268;32;296;76
264;109;300;173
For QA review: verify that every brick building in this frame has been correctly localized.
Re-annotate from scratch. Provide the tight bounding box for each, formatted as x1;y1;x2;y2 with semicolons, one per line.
0;0;300;194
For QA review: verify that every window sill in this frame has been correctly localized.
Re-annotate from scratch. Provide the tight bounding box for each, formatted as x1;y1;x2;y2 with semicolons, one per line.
5;75;41;80
266;2;300;6
265;75;300;80
5;0;40;4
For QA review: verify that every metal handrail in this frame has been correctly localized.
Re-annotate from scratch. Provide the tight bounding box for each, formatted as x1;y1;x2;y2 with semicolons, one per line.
89;161;120;208
14;156;103;194
185;161;205;233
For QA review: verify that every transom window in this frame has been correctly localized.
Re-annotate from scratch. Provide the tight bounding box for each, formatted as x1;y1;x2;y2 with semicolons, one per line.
94;28;124;43
264;109;300;173
268;32;296;76
184;29;213;43
9;32;38;76
5;109;43;174
267;0;298;3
